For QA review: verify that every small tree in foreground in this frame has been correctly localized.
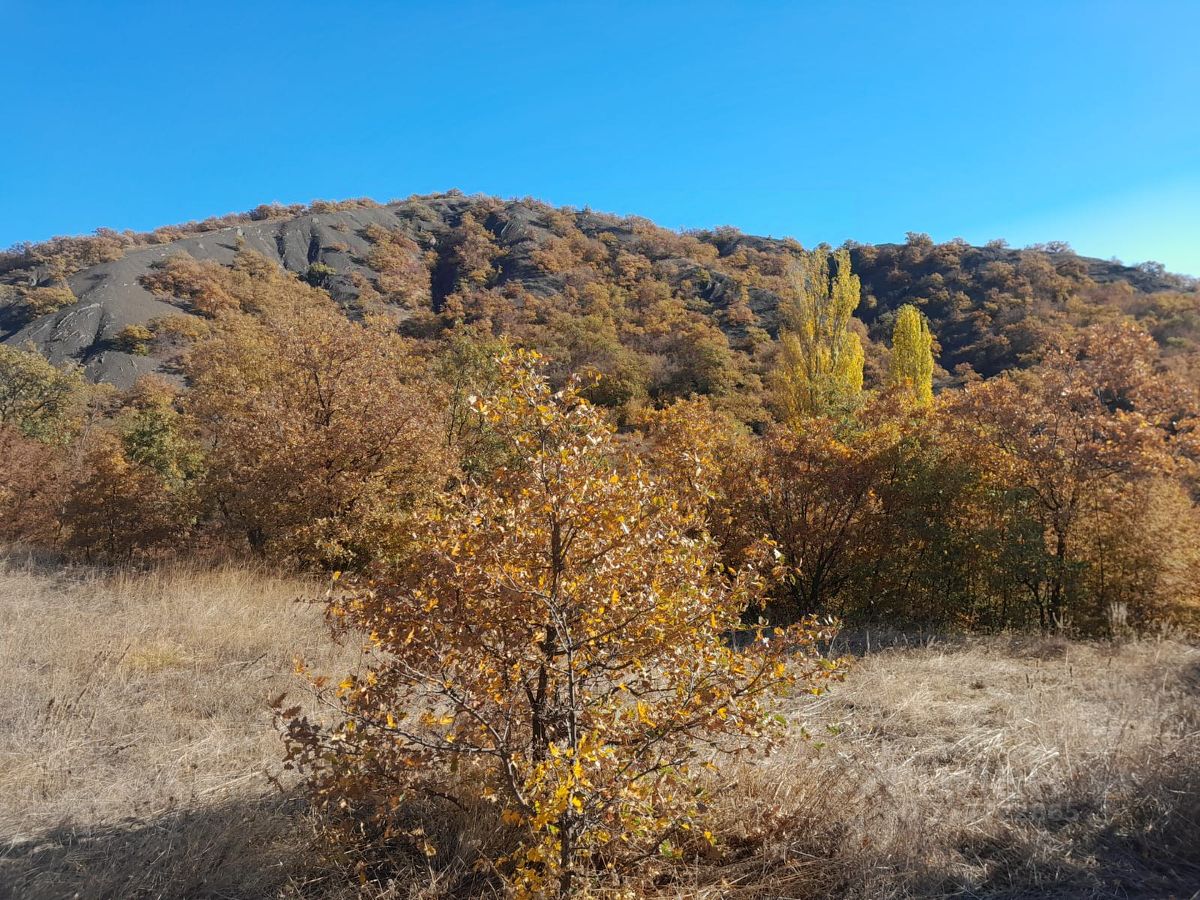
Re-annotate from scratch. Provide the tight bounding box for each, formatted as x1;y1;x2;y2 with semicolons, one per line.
280;351;843;896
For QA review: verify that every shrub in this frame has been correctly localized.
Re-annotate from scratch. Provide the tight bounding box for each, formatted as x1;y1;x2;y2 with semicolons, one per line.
280;352;843;896
303;261;337;287
0;344;83;441
63;432;184;560
183;278;451;569
114;324;155;355
18;285;77;317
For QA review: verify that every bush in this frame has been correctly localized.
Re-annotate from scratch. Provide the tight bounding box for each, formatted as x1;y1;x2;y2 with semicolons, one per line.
280;352;843;896
0;344;83;441
303;262;337;287
18;285;76;317
114;324;155;355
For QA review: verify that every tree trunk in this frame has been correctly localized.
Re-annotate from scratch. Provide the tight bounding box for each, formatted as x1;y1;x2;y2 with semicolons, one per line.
558;812;575;897
1048;531;1067;629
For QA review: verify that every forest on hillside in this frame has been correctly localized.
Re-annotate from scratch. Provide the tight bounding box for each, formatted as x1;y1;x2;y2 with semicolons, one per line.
1;195;1198;636
3;193;1198;399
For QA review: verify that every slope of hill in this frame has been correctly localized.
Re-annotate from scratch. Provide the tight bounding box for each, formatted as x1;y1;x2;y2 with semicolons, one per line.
2;193;1197;404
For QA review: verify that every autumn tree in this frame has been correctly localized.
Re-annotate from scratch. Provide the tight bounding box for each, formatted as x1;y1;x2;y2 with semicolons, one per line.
947;322;1177;630
181;257;451;569
887;304;934;407
635;396;760;567
1078;476;1200;629
363;225;431;307
0;345;83;544
746;414;898;617
63;431;183;560
280;352;842;896
141;253;243;317
0;344;83;441
772;246;865;423
451;210;502;291
0;426;69;545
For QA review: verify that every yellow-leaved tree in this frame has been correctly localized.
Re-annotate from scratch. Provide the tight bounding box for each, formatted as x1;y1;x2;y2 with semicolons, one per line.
772;246;864;423
280;351;842;896
0;343;83;442
887;304;934;407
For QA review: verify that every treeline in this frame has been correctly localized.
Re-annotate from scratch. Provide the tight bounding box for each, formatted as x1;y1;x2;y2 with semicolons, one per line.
846;234;1200;378
6;194;1199;419
1;243;1198;635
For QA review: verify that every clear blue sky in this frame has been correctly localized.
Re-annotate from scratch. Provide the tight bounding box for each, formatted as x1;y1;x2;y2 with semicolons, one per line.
4;1;1199;274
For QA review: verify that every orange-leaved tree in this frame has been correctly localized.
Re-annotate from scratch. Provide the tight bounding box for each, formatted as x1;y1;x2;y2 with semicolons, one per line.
181;255;452;569
280;351;843;896
947;322;1178;629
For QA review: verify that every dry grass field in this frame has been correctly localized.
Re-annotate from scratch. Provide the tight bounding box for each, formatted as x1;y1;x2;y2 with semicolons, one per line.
0;551;1197;899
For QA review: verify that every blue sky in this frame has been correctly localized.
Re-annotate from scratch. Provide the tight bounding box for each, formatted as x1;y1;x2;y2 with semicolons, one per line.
4;1;1199;274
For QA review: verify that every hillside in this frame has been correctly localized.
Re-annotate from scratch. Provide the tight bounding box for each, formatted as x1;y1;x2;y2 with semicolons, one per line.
3;193;1197;409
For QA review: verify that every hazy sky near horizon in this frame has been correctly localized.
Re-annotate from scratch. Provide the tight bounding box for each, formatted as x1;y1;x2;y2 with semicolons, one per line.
4;1;1199;274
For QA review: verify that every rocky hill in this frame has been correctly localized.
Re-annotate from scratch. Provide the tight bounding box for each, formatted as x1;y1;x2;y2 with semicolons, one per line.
3;193;1196;403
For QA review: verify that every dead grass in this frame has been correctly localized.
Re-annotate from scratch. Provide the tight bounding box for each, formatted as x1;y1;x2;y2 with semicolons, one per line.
0;549;351;899
687;635;1200;898
0;552;1196;899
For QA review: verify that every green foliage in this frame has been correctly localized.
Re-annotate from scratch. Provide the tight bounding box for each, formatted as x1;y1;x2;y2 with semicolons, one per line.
303;261;337;287
435;327;511;478
0;345;83;441
119;381;202;486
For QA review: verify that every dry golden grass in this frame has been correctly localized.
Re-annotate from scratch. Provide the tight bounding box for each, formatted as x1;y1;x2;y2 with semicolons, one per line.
0;550;350;899
689;634;1200;898
0;553;1197;899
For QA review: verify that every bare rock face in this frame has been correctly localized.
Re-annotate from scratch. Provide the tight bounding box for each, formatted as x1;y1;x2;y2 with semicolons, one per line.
0;196;624;386
2;206;411;386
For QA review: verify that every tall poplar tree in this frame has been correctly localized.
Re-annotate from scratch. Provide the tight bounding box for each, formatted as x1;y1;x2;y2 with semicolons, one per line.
773;247;864;423
887;304;934;407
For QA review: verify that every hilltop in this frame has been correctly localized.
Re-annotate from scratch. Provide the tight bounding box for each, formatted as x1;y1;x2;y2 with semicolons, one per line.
2;193;1196;411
